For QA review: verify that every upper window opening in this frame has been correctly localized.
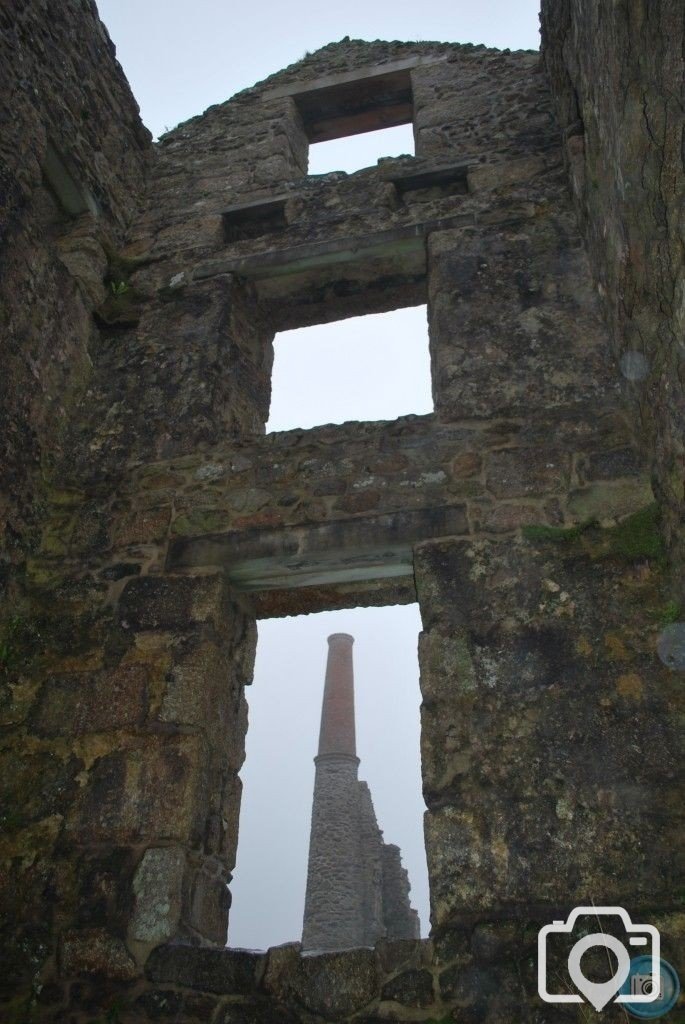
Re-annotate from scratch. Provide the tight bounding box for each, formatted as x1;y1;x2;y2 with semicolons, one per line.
308;122;415;176
289;65;415;176
266;305;432;433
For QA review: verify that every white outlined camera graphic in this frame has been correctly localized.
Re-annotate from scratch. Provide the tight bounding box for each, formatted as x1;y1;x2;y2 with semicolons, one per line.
538;907;660;1011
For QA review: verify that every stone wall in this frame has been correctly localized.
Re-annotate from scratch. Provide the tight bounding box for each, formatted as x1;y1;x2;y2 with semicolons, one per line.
1;5;683;1022
111;411;652;613
302;755;369;951
382;844;420;942
0;0;151;572
358;781;386;946
540;0;685;585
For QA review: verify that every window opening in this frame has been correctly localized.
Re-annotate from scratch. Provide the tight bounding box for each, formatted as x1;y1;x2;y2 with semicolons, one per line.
228;604;429;951
267;305;432;433
308;122;415;175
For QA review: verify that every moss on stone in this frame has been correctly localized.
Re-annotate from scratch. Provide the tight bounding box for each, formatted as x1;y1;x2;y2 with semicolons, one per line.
171;509;229;536
24;559;65;588
593;504;664;561
39;522;72;556
521;521;593;543
44;487;85;508
650;599;683;627
523;504;665;563
610;503;663;561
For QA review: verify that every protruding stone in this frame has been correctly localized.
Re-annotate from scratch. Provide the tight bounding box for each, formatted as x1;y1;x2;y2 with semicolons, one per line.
129;847;185;945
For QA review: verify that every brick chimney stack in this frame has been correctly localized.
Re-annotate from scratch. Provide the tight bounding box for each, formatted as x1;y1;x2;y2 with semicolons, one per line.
317;633;356;758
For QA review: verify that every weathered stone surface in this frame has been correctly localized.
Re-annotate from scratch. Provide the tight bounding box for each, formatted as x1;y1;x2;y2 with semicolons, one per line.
0;750;81;829
134;989;220;1021
380;968;434;1006
374;937;429;975
72;847;137;932
566;477;654;521
541;0;685;585
417;530;683;922
267;948;379;1019
485;449;571;498
584;446;645;481
469;922;518;965
119;574;228;632
113;505;172;547
157;641;236;733
32;664;148;735
472;501;543;534
438;961;521;1021
129;847;186;945
0;0;150;565
60;927;137;980
70;736;206;844
215;1002;300;1024
146;945;264;994
186;862;231;945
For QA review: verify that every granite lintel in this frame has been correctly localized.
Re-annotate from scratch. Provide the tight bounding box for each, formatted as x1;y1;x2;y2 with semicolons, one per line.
193;213;475;283
166;504;469;587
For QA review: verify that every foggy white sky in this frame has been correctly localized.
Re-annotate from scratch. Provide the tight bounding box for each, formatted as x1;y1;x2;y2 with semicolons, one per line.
268;306;432;432
95;0;542;949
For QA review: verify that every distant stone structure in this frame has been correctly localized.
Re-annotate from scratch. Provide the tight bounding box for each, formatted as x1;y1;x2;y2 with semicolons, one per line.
302;634;419;950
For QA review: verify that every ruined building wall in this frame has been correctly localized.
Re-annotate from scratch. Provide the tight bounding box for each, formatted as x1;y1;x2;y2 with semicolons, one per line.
541;0;685;584
0;0;151;572
381;844;421;942
357;781;386;946
1;4;683;1022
